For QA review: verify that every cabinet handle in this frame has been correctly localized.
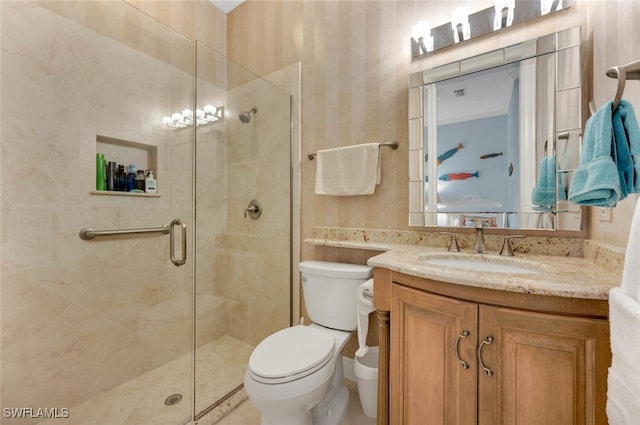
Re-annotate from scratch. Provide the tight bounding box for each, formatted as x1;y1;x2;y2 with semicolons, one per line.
454;330;470;369
477;335;494;376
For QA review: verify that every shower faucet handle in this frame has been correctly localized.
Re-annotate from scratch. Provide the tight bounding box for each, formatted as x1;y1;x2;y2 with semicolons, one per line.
244;199;262;219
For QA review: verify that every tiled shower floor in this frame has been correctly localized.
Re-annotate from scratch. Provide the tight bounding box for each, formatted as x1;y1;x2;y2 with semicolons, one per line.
39;335;253;425
39;334;375;425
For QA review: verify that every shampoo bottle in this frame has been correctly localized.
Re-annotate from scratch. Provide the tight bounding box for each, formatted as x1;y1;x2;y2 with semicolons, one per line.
145;170;157;194
96;154;106;191
106;161;116;191
126;164;136;192
115;165;126;191
135;170;146;191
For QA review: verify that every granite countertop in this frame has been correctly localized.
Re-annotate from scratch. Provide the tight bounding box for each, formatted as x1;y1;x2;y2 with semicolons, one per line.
306;227;625;300
366;245;621;300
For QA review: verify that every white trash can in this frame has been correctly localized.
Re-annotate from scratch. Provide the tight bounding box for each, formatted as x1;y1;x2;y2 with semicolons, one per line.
353;346;379;419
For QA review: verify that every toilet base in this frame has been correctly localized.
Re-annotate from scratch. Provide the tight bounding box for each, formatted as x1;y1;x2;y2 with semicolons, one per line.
312;385;349;425
311;356;349;425
260;411;313;425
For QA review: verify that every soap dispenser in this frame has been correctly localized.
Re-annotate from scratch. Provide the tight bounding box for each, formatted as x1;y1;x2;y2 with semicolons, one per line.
145;170;157;194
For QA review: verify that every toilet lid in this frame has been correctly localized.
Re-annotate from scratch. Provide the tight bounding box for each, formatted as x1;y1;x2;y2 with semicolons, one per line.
249;325;335;381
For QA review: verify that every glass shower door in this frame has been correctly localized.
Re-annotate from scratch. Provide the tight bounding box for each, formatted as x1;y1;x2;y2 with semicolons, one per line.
194;42;292;416
0;2;195;424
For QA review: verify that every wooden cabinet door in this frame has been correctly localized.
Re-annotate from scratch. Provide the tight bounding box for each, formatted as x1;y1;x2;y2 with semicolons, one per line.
391;285;478;425
478;305;610;425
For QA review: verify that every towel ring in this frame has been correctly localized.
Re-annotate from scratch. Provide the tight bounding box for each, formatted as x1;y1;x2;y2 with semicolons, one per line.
607;66;627;111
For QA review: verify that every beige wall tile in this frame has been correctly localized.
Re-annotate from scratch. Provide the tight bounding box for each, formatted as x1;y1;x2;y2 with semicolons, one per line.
1;0;199;413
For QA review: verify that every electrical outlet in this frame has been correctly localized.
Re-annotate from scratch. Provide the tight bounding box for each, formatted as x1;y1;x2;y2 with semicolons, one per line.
599;207;613;222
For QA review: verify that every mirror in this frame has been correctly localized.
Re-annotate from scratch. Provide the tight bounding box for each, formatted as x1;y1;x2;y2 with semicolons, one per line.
408;26;583;231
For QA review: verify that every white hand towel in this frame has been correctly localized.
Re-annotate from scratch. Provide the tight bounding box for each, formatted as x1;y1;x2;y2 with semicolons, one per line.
607;195;640;425
315;143;381;196
356;279;375;358
609;287;640;368
607;347;640;425
620;197;640;302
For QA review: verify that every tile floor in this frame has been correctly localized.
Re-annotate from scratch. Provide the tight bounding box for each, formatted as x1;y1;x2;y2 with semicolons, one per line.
215;380;376;425
38;334;375;425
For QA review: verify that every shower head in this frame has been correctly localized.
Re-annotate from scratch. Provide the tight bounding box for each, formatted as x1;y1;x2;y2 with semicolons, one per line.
239;106;258;123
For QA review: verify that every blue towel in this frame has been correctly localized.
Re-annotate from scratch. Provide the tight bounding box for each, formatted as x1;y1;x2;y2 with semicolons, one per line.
615;100;640;193
532;155;565;211
532;156;552;211
612;109;634;197
531;156;567;211
568;101;621;207
553;156;567;202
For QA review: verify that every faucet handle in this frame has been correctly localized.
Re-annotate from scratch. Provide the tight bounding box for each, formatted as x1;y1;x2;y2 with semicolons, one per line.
441;232;460;252
500;235;525;256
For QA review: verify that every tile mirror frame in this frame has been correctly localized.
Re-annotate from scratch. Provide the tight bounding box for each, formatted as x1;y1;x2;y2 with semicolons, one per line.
408;26;583;232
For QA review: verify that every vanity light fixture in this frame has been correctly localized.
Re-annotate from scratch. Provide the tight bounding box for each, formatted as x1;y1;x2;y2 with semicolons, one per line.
163;105;224;128
411;21;434;55
451;7;470;44
494;0;515;30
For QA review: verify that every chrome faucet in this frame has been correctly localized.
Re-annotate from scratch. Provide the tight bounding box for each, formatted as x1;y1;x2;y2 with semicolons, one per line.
499;235;525;256
474;222;487;254
441;232;460;252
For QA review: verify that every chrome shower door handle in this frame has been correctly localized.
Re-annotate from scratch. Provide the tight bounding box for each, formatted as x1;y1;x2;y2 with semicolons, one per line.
170;219;187;267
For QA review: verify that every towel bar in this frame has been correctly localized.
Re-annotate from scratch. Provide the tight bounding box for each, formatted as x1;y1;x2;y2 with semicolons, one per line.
307;141;398;160
604;59;640;111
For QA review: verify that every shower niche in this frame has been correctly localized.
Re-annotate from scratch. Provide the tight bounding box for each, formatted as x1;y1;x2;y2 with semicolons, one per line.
92;134;160;197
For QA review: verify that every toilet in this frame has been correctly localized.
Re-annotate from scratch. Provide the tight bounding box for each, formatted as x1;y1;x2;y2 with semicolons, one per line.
244;261;373;425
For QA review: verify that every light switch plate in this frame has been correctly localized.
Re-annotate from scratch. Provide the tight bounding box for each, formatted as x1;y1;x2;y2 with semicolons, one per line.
598;207;613;222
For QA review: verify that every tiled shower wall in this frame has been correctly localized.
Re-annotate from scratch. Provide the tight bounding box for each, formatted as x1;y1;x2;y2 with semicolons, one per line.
193;47;293;352
0;1;195;418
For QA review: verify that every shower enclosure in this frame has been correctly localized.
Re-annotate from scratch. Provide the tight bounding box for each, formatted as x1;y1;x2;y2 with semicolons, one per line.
0;2;292;424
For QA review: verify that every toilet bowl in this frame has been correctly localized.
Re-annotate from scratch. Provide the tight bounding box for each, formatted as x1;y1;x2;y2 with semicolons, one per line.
244;261;373;425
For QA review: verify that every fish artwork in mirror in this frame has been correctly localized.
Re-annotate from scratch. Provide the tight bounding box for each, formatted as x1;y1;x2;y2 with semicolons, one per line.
408;26;583;231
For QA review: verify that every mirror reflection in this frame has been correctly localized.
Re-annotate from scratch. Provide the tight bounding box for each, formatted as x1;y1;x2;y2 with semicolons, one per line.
408;27;583;231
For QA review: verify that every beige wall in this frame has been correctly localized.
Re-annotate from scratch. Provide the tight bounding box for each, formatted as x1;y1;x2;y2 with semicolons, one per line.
126;0;226;54
587;0;640;247
227;0;640;255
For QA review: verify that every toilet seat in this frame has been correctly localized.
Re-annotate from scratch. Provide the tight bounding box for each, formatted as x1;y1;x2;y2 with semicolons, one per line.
248;325;335;384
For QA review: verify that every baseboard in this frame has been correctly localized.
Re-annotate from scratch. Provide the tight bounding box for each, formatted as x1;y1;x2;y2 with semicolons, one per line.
342;356;356;382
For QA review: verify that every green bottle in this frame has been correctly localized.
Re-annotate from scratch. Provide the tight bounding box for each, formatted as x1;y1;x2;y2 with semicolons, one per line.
96;153;106;191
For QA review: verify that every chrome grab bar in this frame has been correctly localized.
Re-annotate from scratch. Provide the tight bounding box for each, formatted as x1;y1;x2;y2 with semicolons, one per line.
169;219;187;267
79;224;170;240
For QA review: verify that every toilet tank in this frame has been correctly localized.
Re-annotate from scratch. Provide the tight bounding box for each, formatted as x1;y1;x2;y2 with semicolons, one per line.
299;261;373;331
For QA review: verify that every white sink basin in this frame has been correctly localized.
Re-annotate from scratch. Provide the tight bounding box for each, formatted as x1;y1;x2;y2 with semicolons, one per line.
420;255;540;275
